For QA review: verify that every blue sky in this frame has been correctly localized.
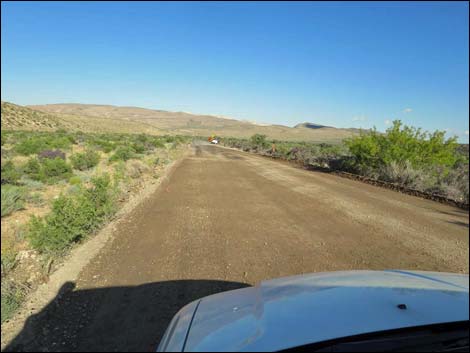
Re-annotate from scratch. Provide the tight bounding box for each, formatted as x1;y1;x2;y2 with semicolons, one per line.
2;1;469;141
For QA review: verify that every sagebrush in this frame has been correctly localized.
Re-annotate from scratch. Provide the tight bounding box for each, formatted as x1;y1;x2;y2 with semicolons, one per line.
27;175;116;254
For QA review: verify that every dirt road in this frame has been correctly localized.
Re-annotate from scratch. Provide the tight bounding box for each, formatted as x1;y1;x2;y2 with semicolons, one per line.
5;145;468;351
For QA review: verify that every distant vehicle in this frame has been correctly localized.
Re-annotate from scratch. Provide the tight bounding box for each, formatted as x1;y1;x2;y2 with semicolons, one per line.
208;135;220;144
157;270;469;352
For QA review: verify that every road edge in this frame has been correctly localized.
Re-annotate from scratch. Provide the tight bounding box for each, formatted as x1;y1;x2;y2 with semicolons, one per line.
220;145;469;210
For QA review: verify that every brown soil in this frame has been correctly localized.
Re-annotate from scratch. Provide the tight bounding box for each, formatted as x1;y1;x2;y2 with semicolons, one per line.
3;144;468;352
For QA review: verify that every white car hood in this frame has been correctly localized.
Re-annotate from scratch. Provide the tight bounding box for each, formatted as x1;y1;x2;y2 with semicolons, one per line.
184;270;469;352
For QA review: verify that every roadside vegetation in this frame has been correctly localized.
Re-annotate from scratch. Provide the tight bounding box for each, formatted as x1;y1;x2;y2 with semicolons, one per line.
223;121;469;204
1;129;190;322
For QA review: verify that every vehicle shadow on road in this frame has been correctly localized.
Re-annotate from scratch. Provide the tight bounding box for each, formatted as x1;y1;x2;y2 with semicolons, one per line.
447;220;469;228
4;279;250;352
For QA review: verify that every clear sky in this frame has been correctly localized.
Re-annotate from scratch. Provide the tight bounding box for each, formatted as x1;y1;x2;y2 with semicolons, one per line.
2;1;469;141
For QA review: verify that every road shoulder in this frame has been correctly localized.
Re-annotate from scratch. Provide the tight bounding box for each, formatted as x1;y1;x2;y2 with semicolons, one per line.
0;148;192;350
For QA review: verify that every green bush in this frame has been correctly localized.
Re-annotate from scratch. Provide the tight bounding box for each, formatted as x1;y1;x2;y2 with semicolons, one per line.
86;174;116;219
250;134;269;150
90;138;116;153
1;250;17;276
1;280;26;323
20;178;44;190
164;135;177;143
131;142;147;154
27;175;115;254
112;161;127;183
14;135;72;155
39;158;73;182
25;192;45;206
136;135;166;150
126;160;150;179
55;128;68;135
71;150;100;170
69;175;82;185
22;157;73;183
151;139;165;148
13;138;44;155
1;185;25;217
1;160;21;184
345;120;459;174
109;146;136;162
22;158;42;181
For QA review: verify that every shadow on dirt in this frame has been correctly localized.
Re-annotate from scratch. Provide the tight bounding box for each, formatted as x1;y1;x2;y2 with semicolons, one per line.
447;220;469;229
4;279;250;352
222;154;244;160
438;209;469;217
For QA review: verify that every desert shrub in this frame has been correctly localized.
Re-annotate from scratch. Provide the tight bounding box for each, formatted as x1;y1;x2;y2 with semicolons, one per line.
86;174;116;218
69;175;82;185
1;132;6;146
55;128;68;135
20;178;44;190
439;162;469;202
38;149;66;160
66;184;82;196
73;131;87;144
90;138;116;153
134;134;169;152
1;249;17;277
149;138;165;148
1;160;21;184
164;135;177;143
1;185;25;217
136;134;148;144
13;138;45;155
112;161;127;183
54;129;76;143
126;160;150;179
132;134;155;152
22;158;42;181
25;192;45;206
1;280;26;323
250;134;269;150
378;160;422;186
131;142;147;154
71;150;100;170
27;175;115;254
343;120;467;200
14;135;72;155
1;148;12;159
345;120;459;174
22;157;72;183
39;158;73;182
109;146;136;162
355;142;468;201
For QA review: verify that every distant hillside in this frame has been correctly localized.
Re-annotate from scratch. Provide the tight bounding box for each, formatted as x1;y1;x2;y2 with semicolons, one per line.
1;101;66;130
2;102;360;143
1;102;164;134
